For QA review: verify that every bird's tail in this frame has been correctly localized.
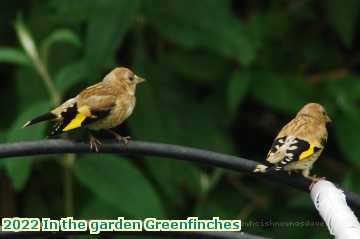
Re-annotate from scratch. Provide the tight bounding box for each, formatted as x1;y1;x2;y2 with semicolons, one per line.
23;112;57;128
254;164;283;174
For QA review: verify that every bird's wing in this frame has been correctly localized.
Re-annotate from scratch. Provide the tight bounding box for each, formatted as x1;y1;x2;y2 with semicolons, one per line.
50;84;117;135
266;135;322;172
265;115;327;172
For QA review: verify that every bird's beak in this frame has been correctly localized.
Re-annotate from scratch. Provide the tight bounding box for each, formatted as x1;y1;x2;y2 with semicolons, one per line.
326;115;332;123
134;75;145;84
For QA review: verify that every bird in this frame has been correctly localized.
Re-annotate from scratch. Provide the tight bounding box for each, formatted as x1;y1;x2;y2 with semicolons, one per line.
23;67;145;151
254;103;331;181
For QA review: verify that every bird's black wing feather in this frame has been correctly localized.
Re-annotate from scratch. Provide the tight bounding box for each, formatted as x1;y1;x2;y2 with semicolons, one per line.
49;105;111;136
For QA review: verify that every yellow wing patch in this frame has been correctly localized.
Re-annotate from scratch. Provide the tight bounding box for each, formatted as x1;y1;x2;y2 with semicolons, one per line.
299;144;316;160
63;113;87;131
63;106;93;132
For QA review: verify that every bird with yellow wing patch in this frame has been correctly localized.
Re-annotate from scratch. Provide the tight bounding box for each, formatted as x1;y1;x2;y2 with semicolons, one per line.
23;67;145;152
254;103;331;181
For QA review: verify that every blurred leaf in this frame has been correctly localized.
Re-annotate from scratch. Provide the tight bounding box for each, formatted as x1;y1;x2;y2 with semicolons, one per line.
227;70;251;115
4;101;51;191
15;67;49;108
80;198;122;219
157;50;232;80
73;155;164;217
194;189;246;218
54;61;87;94
85;0;140;75
14;14;61;104
325;0;360;47
144;0;263;65
322;76;360;117
288;194;312;209
40;29;81;64
49;0;93;23
14;14;40;64
341;173;353;191
334;112;360;166
252;73;314;113
0;47;31;66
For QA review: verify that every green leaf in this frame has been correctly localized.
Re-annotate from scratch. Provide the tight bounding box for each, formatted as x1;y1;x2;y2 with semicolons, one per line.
49;0;93;23
288;194;312;209
334;112;360;166
0;47;31;66
194;190;246;218
54;61;87;94
341;173;353;191
144;0;263;65
14;14;40;63
85;0;140;75
40;29;81;64
73;155;164;217
322;76;360;117
325;0;360;47
157;50;232;81
251;73;314;113
4;101;51;191
15;67;49;109
227;70;251;115
80;198;123;219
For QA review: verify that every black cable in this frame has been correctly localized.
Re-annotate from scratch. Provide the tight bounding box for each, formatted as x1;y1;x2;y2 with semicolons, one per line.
0;139;359;210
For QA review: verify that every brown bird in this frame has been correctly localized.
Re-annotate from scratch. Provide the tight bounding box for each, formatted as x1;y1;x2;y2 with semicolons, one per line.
23;67;145;151
254;103;331;181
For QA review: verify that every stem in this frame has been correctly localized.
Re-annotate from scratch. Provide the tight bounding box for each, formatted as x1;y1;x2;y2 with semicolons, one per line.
37;62;75;221
63;154;75;216
14;18;75;238
36;60;61;105
32;54;74;220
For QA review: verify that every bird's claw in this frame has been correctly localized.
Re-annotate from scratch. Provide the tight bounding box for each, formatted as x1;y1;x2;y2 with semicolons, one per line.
307;174;326;182
89;135;102;152
107;130;130;145
254;164;268;173
116;135;131;145
307;175;326;190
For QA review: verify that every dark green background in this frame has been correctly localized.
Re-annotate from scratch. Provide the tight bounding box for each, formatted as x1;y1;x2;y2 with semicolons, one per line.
0;0;359;238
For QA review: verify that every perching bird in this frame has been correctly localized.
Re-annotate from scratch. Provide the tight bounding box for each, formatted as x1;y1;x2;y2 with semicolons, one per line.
254;103;331;181
23;67;145;151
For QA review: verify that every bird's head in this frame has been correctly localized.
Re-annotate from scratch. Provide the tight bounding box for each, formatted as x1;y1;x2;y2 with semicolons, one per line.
297;103;331;123
113;67;145;85
104;67;145;94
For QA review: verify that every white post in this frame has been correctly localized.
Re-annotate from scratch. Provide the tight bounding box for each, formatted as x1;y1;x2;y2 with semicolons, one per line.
310;180;360;239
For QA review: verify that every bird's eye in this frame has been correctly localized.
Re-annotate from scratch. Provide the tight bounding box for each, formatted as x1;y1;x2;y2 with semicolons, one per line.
129;75;134;81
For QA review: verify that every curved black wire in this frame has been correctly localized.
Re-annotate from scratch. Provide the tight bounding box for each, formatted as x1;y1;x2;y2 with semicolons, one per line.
0;139;360;210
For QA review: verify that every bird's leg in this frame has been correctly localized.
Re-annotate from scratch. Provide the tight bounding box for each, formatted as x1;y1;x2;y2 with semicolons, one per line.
89;134;102;152
107;130;131;144
302;169;326;182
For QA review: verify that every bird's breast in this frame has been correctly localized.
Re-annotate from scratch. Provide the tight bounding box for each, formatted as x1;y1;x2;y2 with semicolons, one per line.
124;97;136;119
88;96;136;130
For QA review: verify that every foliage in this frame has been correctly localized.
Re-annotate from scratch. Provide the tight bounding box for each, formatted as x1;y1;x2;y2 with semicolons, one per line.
0;0;359;238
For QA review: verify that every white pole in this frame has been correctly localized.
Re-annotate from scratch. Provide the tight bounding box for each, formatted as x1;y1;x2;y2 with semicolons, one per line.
310;180;360;239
